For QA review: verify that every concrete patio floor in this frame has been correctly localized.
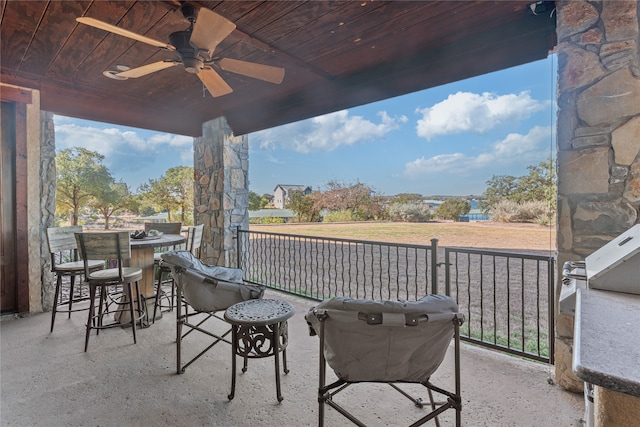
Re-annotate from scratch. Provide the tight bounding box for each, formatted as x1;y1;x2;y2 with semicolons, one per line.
1;290;584;426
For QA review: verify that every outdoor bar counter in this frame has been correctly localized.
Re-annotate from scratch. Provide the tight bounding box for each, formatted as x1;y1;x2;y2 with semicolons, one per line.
573;288;640;426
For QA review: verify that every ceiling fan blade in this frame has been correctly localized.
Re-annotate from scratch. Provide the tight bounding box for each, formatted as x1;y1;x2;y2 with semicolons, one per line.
198;68;233;97
116;61;179;78
190;8;236;55
77;17;175;51
218;58;285;84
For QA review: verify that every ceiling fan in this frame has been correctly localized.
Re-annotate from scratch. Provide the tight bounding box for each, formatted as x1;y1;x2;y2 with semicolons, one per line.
76;3;285;97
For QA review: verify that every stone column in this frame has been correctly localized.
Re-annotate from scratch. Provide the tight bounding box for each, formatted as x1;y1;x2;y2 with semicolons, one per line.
556;0;640;396
194;117;249;267
40;111;56;310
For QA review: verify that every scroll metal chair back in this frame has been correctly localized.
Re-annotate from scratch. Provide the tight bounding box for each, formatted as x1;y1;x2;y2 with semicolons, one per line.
306;295;464;427
75;231;145;352
46;226;104;333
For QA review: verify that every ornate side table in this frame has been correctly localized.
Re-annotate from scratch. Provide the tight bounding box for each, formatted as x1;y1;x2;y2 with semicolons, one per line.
224;298;295;402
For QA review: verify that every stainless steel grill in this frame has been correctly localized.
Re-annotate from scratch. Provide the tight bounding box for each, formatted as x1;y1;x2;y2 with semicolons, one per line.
560;224;640;427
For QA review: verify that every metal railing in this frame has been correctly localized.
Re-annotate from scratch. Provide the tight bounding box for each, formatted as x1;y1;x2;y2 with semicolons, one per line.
444;247;555;363
237;228;438;302
236;228;554;363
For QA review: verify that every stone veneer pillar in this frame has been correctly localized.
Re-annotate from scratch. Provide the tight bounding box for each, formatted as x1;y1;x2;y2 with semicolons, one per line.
194;117;249;267
40;112;56;310
556;0;640;423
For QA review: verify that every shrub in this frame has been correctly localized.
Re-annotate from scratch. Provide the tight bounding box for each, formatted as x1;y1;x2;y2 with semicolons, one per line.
249;217;286;224
387;202;432;222
491;200;554;224
323;210;357;223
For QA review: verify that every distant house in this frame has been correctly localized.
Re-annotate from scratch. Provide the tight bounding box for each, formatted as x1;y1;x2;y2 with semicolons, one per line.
273;184;312;209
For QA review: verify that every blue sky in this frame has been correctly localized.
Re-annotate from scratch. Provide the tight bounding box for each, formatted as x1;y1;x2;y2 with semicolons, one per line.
54;55;556;197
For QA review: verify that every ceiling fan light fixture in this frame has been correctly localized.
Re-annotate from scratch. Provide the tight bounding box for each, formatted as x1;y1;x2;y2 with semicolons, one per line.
103;70;128;80
183;57;204;74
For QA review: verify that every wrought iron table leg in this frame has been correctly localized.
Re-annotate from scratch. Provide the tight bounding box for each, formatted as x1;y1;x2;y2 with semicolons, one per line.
228;325;237;400
274;322;283;402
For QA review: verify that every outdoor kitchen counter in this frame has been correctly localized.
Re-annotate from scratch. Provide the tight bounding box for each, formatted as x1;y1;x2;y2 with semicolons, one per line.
573;288;640;398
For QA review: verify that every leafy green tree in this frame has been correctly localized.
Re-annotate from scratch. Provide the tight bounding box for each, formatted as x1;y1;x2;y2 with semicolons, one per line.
139;166;194;224
480;174;519;213
260;193;273;209
249;191;273;210
56;147;113;225
165;166;194;224
519;158;557;209
90;181;135;229
248;191;262;210
288;190;320;222
437;198;471;221
480;158;557;213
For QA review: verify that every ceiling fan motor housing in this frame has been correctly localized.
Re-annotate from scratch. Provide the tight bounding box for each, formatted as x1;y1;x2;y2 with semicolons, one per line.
169;30;205;73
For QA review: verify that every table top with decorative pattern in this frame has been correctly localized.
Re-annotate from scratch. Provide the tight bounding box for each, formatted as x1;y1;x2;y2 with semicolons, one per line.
225;299;295;326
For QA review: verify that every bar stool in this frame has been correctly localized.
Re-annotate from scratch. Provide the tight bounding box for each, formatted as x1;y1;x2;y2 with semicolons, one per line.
75;231;145;352
144;222;181;323
46;226;104;333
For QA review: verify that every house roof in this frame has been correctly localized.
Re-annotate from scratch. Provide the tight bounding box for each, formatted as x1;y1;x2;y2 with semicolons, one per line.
1;1;556;137
274;184;311;192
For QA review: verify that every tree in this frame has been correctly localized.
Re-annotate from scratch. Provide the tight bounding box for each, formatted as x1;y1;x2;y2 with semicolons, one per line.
249;191;262;210
56;147;113;225
139;166;194;224
288;190;320;222
480;158;557;213
480;174;519;213
165;166;194;224
90;181;135;229
260;193;273;209
391;193;423;204
313;180;385;221
437;198;471;221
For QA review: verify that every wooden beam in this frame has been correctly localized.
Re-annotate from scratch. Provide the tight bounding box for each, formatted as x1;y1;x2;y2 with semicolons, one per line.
14;102;30;313
0;85;32;104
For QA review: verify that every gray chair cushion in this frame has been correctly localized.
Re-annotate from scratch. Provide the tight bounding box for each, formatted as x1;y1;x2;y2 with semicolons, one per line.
160;250;243;282
305;295;459;383
161;250;263;312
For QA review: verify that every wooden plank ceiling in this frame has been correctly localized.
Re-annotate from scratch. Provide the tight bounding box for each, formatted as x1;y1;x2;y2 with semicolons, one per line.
0;1;556;137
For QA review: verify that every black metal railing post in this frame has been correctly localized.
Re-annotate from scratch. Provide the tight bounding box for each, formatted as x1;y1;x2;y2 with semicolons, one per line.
430;238;439;294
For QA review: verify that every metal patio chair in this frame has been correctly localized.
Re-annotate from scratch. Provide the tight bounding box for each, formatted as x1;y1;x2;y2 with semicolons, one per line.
159;250;264;374
46;226;105;333
305;295;464;427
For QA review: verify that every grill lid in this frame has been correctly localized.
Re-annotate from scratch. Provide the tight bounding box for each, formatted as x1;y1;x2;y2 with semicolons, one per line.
586;224;640;295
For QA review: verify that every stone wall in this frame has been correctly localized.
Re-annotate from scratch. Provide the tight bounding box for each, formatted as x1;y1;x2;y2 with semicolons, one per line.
40;111;56;311
556;0;640;392
194;117;249;267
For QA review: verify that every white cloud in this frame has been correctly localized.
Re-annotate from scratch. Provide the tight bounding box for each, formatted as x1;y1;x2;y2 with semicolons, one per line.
403;126;552;177
251;109;406;153
415;91;545;140
53;116;194;186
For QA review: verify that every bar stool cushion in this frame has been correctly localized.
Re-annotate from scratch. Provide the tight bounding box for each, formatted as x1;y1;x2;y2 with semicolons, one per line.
88;267;143;284
55;259;104;272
